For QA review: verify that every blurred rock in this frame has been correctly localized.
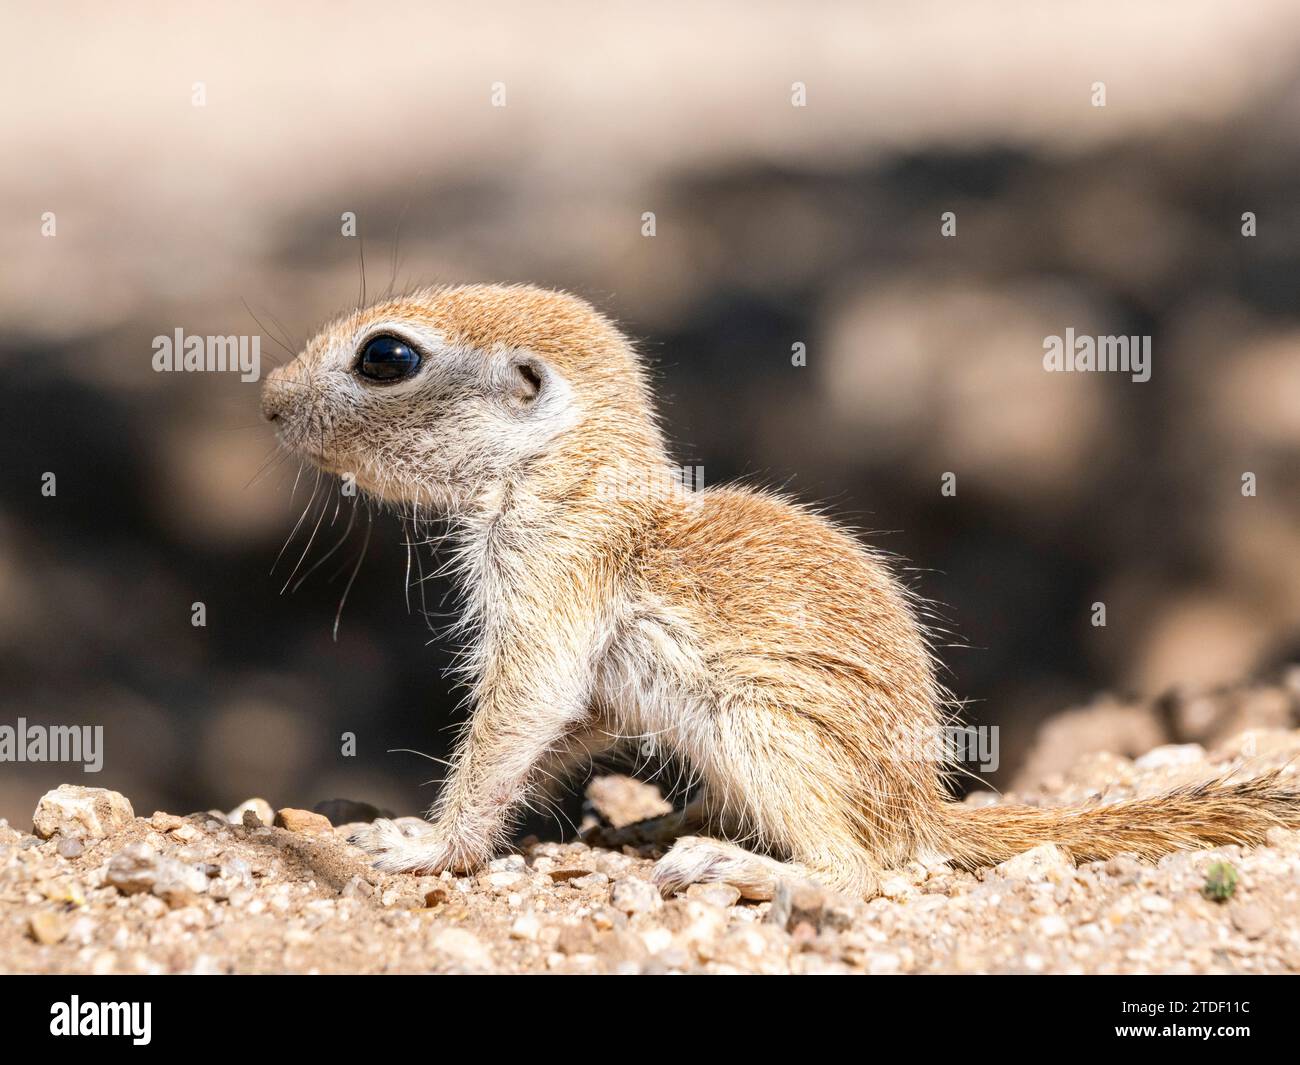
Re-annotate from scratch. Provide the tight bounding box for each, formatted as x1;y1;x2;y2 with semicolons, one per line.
56;837;84;859
274;808;332;834
766;878;829;930
585;775;671;828
28;912;68;946
432;928;492;971
105;842;208;907
996;844;1072;883
1013;676;1300;791
611;877;662;914
1231;904;1272;940
227;798;274;827
686;882;741;908
556;922;598;956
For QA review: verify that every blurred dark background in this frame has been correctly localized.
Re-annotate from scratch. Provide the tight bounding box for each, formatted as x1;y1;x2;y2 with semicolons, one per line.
3;2;1300;826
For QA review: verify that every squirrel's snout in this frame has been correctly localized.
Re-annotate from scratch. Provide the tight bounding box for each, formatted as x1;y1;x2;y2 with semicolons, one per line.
261;386;284;423
261;367;294;423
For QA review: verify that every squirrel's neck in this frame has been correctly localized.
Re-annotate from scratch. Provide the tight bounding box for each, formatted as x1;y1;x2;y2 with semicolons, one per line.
448;438;677;627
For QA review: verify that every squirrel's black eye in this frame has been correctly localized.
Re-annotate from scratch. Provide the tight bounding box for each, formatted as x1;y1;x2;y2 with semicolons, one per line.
356;335;421;382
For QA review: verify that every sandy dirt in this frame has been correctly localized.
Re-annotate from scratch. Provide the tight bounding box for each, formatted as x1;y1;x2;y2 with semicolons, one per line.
3;682;1300;974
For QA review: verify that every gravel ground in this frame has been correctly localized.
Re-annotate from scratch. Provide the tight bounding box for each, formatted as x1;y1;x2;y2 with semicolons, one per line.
4;690;1300;974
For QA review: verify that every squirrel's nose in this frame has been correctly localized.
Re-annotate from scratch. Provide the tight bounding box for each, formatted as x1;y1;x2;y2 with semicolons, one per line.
261;368;291;423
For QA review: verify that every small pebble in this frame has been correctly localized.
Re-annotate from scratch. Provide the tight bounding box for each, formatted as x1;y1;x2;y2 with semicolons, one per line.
510;914;541;941
1231;904;1271;940
273;808;332;834
56;837;84;860
686;882;742;907
611;877;662;914
28;911;68;945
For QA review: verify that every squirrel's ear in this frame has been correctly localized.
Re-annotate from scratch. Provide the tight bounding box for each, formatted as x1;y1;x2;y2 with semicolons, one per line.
496;352;577;429
506;354;545;407
496;351;580;440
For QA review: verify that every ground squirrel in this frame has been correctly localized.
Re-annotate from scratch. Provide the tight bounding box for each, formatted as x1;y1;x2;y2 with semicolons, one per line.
261;284;1300;898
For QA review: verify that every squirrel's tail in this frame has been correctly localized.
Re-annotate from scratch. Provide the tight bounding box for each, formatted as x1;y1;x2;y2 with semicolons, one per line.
940;769;1300;867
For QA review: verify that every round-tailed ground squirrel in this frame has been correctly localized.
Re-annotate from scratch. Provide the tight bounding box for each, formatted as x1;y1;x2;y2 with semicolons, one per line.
261;283;1300;898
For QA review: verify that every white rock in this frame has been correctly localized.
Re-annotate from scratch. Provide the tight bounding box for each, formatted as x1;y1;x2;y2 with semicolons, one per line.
104;843;161;896
679;900;728;953
170;823;200;844
1134;743;1205;770
996;843;1073;883
485;870;527;894
685;882;742;908
33;785;134;840
879;876;913;898
225;798;274;827
639;927;675;955
155;864;208;907
510;913;541;941
711;926;772;968
611;876;662;914
1037;915;1069;938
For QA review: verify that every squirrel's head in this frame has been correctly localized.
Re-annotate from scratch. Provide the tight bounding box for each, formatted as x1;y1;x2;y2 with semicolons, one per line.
262;284;661;512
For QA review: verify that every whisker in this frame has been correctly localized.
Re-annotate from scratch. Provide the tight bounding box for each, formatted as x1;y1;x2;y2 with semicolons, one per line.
240;297;296;360
387;748;454;769
264;307;302;354
281;480;332;593
384;195;413;302
358;233;367;308
403;514;414;614
272;468;322;574
333;510;373;641
244;443;288;490
290;492;358;593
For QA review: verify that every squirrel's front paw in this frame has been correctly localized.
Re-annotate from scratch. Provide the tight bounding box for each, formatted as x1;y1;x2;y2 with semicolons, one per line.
347;818;484;876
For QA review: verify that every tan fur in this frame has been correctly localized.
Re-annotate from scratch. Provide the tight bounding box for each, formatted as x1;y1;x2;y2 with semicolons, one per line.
262;283;1300;898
